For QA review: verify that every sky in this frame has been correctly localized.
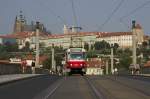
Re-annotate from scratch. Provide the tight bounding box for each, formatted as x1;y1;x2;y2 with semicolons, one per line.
0;0;150;35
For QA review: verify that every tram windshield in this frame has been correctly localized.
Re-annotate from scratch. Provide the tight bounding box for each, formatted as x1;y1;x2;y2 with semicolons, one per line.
69;53;86;60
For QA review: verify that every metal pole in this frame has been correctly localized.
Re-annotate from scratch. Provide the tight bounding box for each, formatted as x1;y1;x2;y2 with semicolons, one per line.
51;44;55;73
132;20;137;72
106;60;109;75
111;44;114;74
35;22;40;69
70;36;73;47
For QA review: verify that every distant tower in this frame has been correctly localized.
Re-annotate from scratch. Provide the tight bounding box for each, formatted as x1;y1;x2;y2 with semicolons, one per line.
135;24;144;45
63;25;70;34
13;11;26;33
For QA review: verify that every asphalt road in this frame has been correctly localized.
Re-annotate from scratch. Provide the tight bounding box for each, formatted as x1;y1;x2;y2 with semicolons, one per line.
0;75;150;99
0;75;61;99
88;75;150;99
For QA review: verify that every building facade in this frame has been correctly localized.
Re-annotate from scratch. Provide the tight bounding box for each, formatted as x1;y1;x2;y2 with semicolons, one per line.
40;23;144;49
13;11;49;34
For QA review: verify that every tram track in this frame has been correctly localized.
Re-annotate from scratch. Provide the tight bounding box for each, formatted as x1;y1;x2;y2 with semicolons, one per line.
33;75;150;99
84;76;118;99
34;76;117;99
104;76;150;97
83;76;105;99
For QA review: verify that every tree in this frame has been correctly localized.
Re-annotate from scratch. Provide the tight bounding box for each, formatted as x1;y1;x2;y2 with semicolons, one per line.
117;48;132;69
94;41;102;50
43;56;51;69
42;46;65;70
87;50;97;58
94;40;110;50
84;43;89;51
4;42;19;52
113;43;119;55
119;53;132;69
142;41;148;49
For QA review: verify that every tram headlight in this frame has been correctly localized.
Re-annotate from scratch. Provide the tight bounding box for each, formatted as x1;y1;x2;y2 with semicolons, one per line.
80;64;83;66
70;64;73;66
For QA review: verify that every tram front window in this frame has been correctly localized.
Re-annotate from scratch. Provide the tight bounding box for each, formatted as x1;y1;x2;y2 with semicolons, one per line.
69;53;85;60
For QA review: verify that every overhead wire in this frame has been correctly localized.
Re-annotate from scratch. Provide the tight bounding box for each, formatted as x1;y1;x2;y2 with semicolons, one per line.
36;0;67;29
97;0;125;31
120;0;150;20
119;0;150;30
70;0;78;27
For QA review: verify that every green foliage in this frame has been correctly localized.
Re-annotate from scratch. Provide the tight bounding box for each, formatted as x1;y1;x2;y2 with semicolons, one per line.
119;53;132;69
117;48;132;69
84;43;89;51
0;43;19;59
87;50;97;58
94;40;110;50
42;46;64;69
113;43;119;55
4;42;19;52
42;56;51;69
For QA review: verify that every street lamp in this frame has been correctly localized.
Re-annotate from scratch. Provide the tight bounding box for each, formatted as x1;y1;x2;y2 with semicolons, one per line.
110;44;114;74
32;21;40;74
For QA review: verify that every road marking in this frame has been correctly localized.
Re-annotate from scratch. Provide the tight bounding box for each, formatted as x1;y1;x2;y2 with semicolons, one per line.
85;77;104;99
43;78;64;99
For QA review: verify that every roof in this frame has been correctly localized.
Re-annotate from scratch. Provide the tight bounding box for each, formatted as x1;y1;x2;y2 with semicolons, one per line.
0;60;10;63
0;31;50;39
47;32;133;39
0;34;17;39
24;54;48;64
144;61;150;67
97;32;132;38
86;60;104;68
47;32;99;39
135;24;142;29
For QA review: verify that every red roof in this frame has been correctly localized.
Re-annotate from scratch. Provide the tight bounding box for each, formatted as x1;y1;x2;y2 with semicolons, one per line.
47;32;133;39
135;24;142;29
0;34;17;39
24;54;48;64
144;61;150;67
97;32;132;38
47;32;99;39
0;60;10;63
86;60;104;68
0;31;50;39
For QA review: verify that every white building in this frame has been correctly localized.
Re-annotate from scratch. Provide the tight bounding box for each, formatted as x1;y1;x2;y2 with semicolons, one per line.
41;23;144;49
0;23;144;50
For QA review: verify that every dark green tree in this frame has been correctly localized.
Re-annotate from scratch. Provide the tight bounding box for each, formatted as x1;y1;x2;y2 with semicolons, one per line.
94;40;110;50
119;53;132;69
43;56;51;69
84;43;89;51
113;43;119;54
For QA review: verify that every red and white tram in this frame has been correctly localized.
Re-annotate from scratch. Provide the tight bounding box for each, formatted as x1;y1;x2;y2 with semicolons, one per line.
65;48;87;75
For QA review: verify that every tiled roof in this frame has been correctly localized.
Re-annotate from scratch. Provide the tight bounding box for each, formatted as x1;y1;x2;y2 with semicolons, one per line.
0;34;17;39
24;55;48;64
97;32;132;38
47;32;99;39
0;32;50;39
47;32;133;39
144;61;150;67
135;24;142;29
144;35;150;40
86;60;104;68
0;60;10;63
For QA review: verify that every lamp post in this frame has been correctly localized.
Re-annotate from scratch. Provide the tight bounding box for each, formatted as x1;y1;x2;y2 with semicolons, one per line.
32;21;40;74
111;44;114;74
51;44;55;74
131;20;137;74
132;21;137;68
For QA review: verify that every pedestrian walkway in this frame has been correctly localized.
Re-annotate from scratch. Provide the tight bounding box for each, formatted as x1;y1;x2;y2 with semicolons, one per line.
0;74;42;84
140;74;150;76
